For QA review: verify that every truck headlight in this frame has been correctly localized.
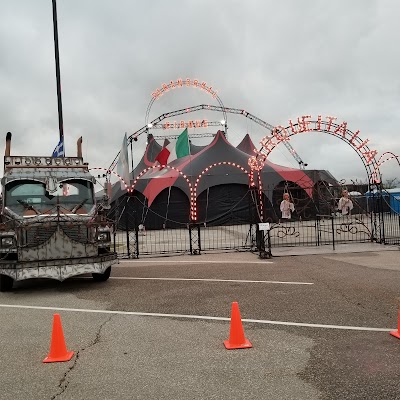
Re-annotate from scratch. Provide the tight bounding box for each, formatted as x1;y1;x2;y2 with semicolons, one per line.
1;237;14;247
97;232;110;241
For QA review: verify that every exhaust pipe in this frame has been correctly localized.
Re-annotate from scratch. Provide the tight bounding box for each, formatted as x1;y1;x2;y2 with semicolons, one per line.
5;132;11;157
77;136;82;158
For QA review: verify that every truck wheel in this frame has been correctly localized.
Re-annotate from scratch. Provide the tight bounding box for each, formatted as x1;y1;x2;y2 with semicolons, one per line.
92;267;111;282
0;274;14;292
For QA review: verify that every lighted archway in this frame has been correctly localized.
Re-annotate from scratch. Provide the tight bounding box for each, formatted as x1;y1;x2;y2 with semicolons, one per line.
371;152;400;183
146;78;227;127
90;167;130;190
130;165;195;220
250;115;380;185
248;115;386;222
193;161;250;221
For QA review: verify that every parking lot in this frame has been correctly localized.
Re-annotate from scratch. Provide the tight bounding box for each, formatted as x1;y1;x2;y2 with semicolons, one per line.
0;249;399;399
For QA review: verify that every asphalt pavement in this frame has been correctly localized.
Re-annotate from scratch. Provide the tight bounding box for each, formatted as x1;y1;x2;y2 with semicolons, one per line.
0;249;399;399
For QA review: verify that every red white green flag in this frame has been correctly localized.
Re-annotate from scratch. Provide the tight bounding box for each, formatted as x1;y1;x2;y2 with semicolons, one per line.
155;128;190;165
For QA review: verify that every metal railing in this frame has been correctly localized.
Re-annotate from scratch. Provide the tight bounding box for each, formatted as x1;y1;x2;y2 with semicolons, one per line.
109;184;400;258
111;211;400;258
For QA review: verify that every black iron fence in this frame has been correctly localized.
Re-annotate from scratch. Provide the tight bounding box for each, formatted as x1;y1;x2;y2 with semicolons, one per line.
268;214;374;249
109;185;400;258
112;222;258;258
376;212;400;245
111;213;400;259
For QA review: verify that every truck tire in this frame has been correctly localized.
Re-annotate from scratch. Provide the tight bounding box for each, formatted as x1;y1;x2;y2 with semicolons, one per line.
92;266;111;282
0;274;14;292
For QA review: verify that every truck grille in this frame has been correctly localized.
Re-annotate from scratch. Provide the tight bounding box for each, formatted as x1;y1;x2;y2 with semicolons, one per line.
61;225;90;243
26;226;57;246
24;224;90;246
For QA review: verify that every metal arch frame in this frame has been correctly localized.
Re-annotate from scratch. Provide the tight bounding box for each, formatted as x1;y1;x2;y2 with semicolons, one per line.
372;152;400;182
129;164;195;220
125;161;251;222
252;119;384;225
148;121;224;129
109;104;306;170
376;152;400;167
255;120;380;183
89;167;129;190
145;81;228;131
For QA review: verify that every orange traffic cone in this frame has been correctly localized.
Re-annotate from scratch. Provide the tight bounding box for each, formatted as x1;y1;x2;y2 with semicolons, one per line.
390;309;400;339
43;314;74;363
224;302;252;350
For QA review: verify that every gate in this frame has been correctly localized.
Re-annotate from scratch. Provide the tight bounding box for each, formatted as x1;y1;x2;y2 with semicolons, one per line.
109;186;400;259
109;190;258;258
111;196;139;258
261;185;400;250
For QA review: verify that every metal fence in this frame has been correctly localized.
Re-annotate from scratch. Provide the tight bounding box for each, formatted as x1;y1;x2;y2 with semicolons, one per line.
113;223;258;258
268;214;374;249
109;186;400;258
376;212;400;245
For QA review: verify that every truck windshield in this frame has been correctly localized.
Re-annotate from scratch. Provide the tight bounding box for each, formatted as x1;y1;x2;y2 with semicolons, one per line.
4;179;95;216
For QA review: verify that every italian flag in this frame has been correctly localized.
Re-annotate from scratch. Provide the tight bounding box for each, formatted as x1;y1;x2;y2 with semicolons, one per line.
155;128;190;165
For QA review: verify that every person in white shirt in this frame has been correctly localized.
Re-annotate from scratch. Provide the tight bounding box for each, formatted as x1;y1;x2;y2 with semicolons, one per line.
338;190;353;215
280;193;295;219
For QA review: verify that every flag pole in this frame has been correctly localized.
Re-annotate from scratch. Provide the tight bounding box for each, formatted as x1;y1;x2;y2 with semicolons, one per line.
52;0;64;144
129;133;135;180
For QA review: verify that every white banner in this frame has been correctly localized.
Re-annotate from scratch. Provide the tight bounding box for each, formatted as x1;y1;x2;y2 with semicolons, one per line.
117;133;130;190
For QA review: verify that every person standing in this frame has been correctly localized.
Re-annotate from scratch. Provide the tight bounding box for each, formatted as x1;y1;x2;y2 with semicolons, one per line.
280;193;295;219
338;190;354;215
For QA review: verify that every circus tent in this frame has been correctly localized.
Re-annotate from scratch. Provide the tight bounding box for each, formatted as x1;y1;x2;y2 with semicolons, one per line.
110;131;337;228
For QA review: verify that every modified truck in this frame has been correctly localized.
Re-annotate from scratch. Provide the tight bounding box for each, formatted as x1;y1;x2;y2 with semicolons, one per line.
0;132;118;291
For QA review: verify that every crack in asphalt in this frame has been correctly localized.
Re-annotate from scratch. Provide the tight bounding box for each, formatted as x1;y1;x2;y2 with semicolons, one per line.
51;315;113;400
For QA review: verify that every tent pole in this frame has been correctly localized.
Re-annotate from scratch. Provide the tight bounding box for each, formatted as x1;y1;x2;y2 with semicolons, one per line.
164;186;172;229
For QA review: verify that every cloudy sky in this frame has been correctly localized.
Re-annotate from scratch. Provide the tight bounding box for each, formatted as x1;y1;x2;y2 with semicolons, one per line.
1;0;399;185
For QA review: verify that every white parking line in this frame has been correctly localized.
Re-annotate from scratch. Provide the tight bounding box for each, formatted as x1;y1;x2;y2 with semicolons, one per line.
0;304;392;332
109;277;314;285
117;260;273;264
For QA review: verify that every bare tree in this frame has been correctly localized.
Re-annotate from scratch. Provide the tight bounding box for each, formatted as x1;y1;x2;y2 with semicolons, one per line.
383;178;398;189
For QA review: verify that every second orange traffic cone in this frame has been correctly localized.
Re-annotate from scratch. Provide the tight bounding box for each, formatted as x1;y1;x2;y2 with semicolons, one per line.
224;302;252;350
390;309;400;340
43;314;74;363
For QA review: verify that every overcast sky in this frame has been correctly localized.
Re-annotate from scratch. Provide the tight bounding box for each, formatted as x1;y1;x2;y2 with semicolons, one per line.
1;0;399;185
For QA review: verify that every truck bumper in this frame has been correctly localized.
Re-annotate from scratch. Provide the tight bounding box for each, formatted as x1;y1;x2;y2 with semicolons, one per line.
0;253;118;281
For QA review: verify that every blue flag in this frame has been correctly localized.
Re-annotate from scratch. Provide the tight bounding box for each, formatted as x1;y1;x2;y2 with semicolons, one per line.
52;138;65;157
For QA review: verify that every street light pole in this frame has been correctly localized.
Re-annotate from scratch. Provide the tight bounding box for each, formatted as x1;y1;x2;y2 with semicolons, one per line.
52;0;64;143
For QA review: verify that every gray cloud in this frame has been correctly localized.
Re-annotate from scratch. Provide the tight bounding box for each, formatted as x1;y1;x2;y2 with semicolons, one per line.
1;0;399;185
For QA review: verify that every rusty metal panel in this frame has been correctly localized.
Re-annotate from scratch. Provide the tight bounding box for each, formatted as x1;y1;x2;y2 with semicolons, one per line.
18;226;97;261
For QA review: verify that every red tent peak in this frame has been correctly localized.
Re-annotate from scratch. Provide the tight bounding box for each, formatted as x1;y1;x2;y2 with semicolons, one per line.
237;133;257;155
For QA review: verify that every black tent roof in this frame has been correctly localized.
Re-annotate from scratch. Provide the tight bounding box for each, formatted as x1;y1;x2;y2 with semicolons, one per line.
109;131;337;205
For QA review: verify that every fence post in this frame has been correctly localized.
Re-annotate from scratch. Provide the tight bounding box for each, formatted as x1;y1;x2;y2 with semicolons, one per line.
266;229;272;258
379;185;386;244
256;227;265;257
331;215;335;251
256;223;271;259
197;224;201;253
125;208;130;257
189;223;201;255
134;211;139;259
398;215;400;243
371;192;377;241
